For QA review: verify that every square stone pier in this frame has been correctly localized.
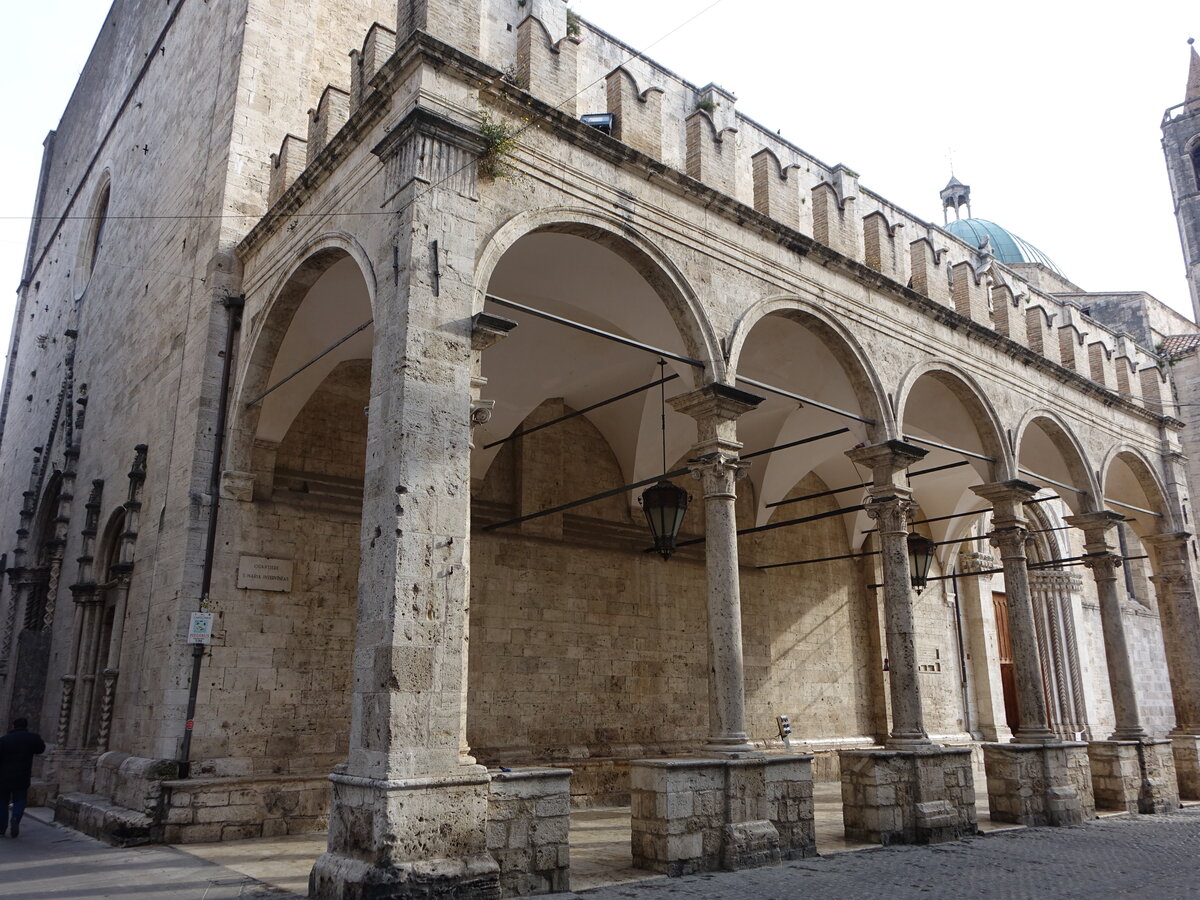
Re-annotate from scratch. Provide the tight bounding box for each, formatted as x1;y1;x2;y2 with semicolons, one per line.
839;747;976;845
1172;735;1200;801
629;754;815;877
983;742;1094;826
1088;740;1180;815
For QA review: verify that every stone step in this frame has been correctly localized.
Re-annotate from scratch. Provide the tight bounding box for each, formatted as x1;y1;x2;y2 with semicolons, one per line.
55;792;157;848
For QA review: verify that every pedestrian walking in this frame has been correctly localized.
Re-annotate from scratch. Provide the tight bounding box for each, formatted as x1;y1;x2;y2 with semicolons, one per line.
0;718;45;838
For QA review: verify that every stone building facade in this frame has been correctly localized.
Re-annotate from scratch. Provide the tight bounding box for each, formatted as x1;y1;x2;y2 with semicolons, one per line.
4;1;1200;896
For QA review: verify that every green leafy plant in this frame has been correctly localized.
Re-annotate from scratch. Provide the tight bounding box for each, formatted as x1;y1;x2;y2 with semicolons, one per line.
478;110;519;180
694;97;716;114
566;9;582;37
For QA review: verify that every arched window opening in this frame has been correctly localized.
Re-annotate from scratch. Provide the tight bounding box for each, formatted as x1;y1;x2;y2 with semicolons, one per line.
1192;145;1200;192
89;182;110;275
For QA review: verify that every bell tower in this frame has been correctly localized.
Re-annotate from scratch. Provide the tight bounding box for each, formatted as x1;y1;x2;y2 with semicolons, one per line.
1162;39;1200;323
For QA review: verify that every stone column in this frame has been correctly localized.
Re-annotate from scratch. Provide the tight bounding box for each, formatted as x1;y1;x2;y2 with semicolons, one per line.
671;384;763;756
846;440;931;748
310;107;499;899
972;480;1057;744
1065;511;1146;741
1142;532;1200;798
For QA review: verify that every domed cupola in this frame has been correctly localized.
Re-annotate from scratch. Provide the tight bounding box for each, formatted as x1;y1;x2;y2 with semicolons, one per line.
938;176;1065;277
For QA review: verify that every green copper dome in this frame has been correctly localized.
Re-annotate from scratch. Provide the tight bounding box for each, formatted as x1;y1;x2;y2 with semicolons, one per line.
944;218;1064;277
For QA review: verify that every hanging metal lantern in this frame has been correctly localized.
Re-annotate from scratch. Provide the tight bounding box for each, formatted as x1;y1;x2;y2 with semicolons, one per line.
640;480;689;560
907;532;936;593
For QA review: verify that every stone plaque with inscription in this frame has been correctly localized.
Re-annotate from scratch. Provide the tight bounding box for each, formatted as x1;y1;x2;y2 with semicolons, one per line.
237;556;294;592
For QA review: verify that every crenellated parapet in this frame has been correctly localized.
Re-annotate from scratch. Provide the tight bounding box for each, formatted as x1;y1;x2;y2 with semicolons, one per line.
350;24;396;113
251;2;1177;424
268;134;308;206
606;68;665;159
811;166;861;263
861;210;906;281
307;86;352;164
910;233;951;307
685;109;738;196
516;15;581;114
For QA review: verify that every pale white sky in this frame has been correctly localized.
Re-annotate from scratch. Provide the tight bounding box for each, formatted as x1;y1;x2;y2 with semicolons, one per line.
2;0;1197;371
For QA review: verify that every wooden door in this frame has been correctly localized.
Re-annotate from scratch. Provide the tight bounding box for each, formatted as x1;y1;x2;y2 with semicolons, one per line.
993;592;1020;732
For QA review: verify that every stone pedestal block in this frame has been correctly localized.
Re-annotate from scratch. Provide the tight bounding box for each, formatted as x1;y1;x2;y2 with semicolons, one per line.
1172;735;1200;800
983;742;1094;827
839;748;976;845
486;768;571;897
309;771;499;900
1090;741;1179;814
630;755;814;877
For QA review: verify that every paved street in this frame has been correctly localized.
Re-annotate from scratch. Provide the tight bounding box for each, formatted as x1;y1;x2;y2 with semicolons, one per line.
2;806;1199;899
567;807;1200;900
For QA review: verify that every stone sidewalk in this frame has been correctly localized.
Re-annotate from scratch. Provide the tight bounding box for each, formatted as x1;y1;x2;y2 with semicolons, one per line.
0;808;302;899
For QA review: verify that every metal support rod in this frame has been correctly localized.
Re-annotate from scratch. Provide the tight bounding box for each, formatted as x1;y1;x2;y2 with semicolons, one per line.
861;494;1060;534
1018;468;1087;495
735;375;876;425
866;555;1150;588
482;374;680;450
768;460;967;511
483;466;691;531
1103;498;1163;518
486;430;852;535
243;318;373;408
758;549;880;571
487;295;706;369
1018;468;1160;517
902;434;995;463
675;503;864;549
741;427;850;461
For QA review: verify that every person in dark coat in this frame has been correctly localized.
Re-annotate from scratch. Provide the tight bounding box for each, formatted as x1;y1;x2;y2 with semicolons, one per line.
0;718;46;837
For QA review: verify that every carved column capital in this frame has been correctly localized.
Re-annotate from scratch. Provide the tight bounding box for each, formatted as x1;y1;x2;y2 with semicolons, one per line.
469;399;495;428
688;451;749;500
862;492;916;534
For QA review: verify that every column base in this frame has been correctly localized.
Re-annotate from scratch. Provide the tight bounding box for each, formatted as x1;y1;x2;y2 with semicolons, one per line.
630;754;815;876
1089;740;1180;815
983;742;1094;827
839;748;976;846
701;735;761;758
310;853;500;900
310;769;499;900
1171;734;1200;801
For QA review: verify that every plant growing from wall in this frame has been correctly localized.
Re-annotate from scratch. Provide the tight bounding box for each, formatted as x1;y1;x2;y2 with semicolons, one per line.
478;110;519;180
694;97;716;114
566;9;582;37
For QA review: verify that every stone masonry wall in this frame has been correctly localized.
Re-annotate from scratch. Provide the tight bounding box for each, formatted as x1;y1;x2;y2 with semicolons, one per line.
191;361;364;778
486;768;571;897
469;406;882;785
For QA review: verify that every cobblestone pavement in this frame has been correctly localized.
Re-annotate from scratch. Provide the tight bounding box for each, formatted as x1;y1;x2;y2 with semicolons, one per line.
567;808;1200;900
0;809;300;900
